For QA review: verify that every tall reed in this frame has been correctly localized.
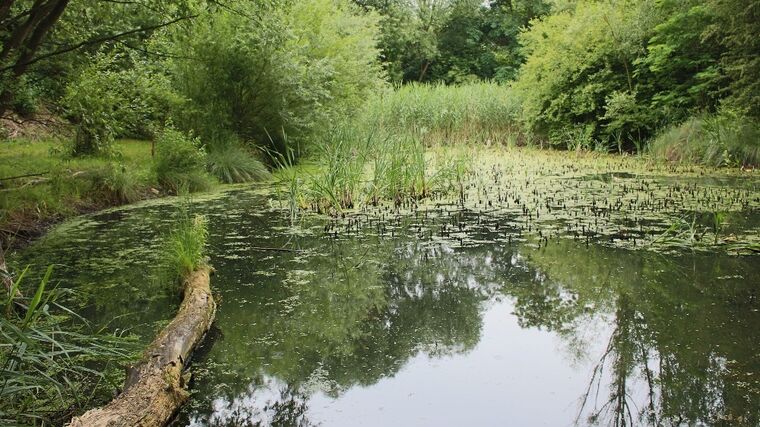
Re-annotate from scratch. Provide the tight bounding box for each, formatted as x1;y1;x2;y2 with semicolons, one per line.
360;82;519;146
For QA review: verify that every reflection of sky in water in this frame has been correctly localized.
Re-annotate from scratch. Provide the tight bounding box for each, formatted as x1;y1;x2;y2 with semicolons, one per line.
188;293;642;427
303;299;613;427
189;298;615;427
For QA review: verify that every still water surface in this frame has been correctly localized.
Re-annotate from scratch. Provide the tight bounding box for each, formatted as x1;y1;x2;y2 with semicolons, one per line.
15;180;760;426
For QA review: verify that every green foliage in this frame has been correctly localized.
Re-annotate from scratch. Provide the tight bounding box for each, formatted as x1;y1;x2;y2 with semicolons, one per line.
513;0;658;149
160;209;209;283
8;76;41;117
62;49;180;155
206;144;271;184
167;0;383;157
512;0;758;153
0;266;134;425
641;1;723;115
706;0;760;117
358;0;549;83
153;127;213;193
649;110;760;167
62;55;128;156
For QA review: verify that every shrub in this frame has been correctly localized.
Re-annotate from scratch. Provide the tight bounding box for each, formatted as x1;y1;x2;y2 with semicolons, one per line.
512;1;660;149
206;144;270;184
153;127;213;193
90;163;145;204
62;55;127;156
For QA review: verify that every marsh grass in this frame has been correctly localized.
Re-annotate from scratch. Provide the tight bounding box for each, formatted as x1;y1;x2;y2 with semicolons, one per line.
287;119;474;215
280;82;517;214
1;266;135;424
206;144;270;184
307;126;370;211
361;82;520;146
368;134;430;204
649;111;760;167
158;203;209;285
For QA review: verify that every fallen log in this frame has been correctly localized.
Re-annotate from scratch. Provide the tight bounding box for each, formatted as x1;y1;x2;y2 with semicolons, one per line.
69;267;216;427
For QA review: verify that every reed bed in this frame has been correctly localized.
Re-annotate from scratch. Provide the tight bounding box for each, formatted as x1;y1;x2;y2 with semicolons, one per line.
360;82;519;146
281;82;522;214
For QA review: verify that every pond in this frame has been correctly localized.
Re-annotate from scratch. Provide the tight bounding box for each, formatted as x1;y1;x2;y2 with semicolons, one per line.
13;154;760;426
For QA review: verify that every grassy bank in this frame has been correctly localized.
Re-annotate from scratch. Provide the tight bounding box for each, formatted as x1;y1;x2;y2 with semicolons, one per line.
0;139;159;247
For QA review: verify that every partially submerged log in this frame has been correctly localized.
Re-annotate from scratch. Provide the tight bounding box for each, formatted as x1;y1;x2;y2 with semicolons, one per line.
69;267;216;427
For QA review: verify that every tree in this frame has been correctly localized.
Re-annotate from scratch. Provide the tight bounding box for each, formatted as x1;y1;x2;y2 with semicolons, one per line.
0;0;196;117
166;0;384;156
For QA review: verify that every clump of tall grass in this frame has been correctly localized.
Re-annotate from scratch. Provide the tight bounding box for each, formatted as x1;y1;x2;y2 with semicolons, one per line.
649;110;760;167
153;127;215;193
1;266;135;424
305;126;371;212
361;82;519;145
290;123;472;214
90;163;145;204
368;134;429;204
206;144;271;184
159;206;209;284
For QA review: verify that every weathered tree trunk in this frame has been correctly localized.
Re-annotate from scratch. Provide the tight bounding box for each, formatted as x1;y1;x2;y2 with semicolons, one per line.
68;267;216;427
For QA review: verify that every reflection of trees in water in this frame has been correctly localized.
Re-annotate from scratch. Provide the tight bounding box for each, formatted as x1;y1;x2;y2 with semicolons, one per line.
183;216;759;426
523;240;760;426
576;293;658;427
199;382;312;427
183;234;505;425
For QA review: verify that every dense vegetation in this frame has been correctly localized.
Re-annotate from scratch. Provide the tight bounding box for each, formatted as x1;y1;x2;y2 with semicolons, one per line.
1;0;758;423
1;0;757;162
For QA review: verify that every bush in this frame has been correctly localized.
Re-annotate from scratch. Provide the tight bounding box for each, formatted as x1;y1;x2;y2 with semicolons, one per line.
153;127;214;193
206;144;270;184
511;1;659;149
649;110;760;167
90;163;145;204
62;55;127;156
9;76;40;117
